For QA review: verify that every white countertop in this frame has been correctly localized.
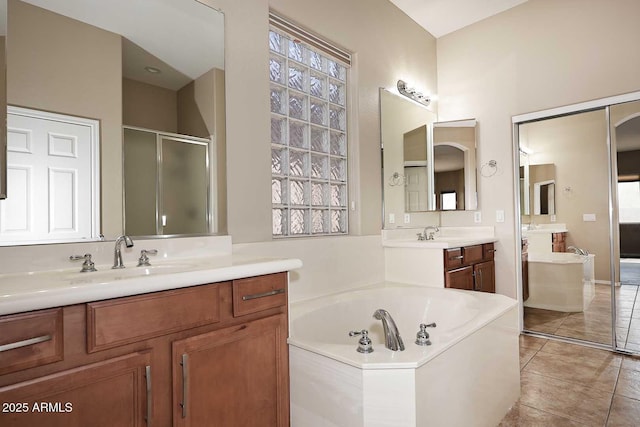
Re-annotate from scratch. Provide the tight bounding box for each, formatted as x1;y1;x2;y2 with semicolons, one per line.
382;236;497;249
0;254;303;316
381;226;496;249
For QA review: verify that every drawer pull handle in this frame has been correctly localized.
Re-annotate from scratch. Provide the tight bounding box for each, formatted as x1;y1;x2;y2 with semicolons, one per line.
449;255;464;260
242;288;285;301
145;365;153;427
180;354;189;418
0;334;52;352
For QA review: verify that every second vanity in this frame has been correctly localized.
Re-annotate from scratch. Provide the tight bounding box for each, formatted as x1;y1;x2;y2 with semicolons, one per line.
0;236;302;427
382;227;497;292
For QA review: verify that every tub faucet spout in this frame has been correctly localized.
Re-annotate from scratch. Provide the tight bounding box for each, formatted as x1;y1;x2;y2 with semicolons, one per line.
568;246;589;256
373;309;405;351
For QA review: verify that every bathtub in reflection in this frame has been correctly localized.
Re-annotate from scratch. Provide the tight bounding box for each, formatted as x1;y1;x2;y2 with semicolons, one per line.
525;252;595;312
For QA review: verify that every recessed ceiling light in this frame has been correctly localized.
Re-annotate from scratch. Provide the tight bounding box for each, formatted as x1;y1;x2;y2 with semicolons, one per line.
144;66;161;74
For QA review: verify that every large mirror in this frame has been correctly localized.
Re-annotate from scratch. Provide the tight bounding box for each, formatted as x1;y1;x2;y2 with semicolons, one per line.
0;0;225;245
380;88;477;228
0;0;5;201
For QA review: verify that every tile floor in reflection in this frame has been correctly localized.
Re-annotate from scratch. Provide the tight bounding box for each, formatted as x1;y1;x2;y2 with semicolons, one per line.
499;335;640;426
524;284;640;352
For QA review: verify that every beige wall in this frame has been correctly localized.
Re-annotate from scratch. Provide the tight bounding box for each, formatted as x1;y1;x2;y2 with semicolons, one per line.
200;0;437;242
521;111;611;282
437;0;640;297
123;78;177;132
7;0;122;237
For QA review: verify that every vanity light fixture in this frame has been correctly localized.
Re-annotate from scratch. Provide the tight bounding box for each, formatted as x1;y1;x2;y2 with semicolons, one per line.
397;80;431;107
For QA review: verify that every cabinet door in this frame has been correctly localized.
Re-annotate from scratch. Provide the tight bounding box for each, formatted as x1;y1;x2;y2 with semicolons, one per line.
474;260;496;293
522;252;529;301
445;266;474;290
172;314;288;427
0;351;151;427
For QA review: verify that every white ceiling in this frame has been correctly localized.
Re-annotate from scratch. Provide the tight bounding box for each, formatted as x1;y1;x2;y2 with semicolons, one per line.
388;0;528;38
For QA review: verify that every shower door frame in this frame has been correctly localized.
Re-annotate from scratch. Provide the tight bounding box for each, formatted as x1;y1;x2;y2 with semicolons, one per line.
512;90;640;355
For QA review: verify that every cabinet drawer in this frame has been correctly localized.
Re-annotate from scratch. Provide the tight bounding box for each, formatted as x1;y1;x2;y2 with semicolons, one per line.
444;248;463;269
552;232;566;243
233;273;287;317
87;284;220;352
463;245;483;264
0;308;63;375
483;243;495;260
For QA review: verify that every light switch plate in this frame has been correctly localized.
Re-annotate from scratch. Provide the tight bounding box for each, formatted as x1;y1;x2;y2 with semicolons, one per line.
496;210;505;223
389;213;395;224
583;213;596;222
474;211;482;223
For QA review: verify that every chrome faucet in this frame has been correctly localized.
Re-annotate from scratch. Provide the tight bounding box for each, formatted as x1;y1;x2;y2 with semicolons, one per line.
373;309;405;351
112;235;134;269
568;246;589;256
417;225;439;241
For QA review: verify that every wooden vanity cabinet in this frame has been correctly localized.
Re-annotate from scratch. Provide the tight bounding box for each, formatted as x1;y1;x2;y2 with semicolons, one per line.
172;273;289;427
0;351;151;427
552;232;566;252
0;272;290;427
522;238;529;301
444;243;495;293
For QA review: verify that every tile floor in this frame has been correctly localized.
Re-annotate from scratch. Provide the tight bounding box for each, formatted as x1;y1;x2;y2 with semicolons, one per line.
499;335;640;426
524;284;640;352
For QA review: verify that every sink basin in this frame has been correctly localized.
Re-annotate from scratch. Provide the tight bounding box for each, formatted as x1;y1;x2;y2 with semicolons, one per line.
64;262;196;282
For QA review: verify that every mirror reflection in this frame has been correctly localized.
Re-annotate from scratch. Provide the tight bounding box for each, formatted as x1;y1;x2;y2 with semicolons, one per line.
0;0;5;200
518;108;612;346
518;99;640;353
432;121;477;211
380;88;478;228
0;0;225;245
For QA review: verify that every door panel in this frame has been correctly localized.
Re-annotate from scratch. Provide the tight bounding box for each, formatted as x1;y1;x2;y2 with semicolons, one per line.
1;108;98;244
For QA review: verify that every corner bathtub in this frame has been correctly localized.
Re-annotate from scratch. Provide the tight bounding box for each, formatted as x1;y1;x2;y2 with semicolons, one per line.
525;252;596;312
288;282;520;427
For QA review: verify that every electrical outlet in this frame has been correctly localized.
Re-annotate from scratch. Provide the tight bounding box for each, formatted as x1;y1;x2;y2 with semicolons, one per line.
404;213;411;223
474;211;482;223
389;213;395;224
496;210;505;223
583;213;596;222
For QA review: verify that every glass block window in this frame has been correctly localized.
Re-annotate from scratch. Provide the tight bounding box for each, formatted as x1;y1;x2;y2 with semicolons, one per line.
269;24;349;237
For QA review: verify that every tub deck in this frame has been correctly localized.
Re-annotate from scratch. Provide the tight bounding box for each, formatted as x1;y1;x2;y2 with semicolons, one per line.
288;281;520;427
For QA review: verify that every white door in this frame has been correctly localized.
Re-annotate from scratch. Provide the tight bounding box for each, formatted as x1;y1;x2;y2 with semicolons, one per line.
0;107;100;244
405;166;429;211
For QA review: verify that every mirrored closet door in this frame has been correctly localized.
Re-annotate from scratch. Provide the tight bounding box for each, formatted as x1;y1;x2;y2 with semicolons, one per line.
514;92;640;354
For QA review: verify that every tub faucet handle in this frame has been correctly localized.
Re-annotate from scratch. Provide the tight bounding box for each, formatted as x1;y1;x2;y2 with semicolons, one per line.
349;329;374;354
415;323;436;346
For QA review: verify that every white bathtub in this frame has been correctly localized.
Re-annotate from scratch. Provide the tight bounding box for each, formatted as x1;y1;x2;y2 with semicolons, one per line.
525;252;595;312
288;282;520;427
